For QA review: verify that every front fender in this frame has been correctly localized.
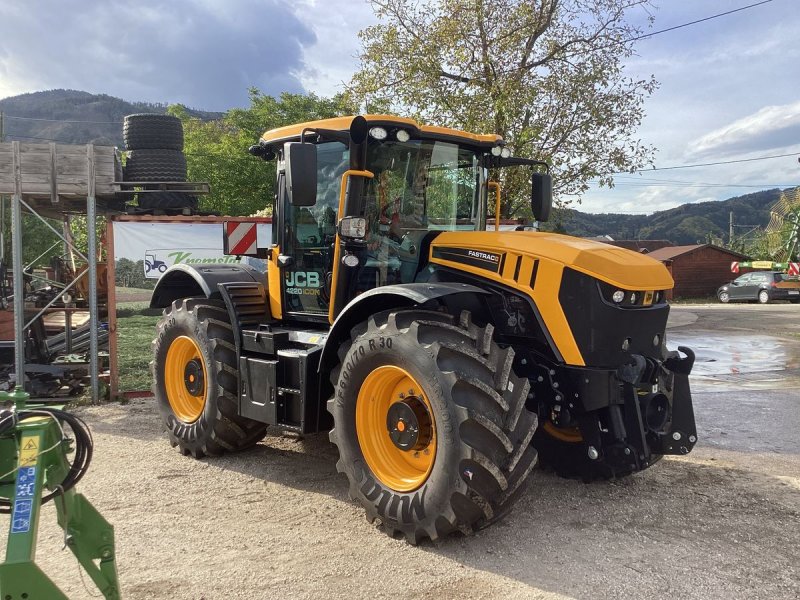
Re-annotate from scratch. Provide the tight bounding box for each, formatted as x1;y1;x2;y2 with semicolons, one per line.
319;282;489;373
150;263;263;309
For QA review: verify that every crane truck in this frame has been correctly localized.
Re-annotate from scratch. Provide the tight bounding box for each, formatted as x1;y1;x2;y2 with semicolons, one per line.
149;115;697;543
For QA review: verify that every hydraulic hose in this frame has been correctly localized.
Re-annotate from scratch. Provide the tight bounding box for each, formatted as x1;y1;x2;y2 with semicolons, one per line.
0;408;94;513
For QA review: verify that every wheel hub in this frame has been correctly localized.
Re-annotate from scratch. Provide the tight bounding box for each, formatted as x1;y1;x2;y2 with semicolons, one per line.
386;396;432;451
355;365;437;492
184;359;205;396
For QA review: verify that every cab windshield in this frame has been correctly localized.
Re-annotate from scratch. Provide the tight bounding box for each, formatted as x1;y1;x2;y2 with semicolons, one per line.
361;139;485;236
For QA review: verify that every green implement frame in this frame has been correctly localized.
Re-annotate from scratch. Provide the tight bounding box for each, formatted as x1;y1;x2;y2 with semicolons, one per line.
0;397;121;599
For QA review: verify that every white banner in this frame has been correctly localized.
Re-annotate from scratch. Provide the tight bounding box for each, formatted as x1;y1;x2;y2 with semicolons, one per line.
113;221;272;280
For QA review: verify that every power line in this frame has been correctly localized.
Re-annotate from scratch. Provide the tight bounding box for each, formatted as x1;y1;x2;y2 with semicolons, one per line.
631;0;775;42
633;151;798;172
4;133;77;143
3;115;122;124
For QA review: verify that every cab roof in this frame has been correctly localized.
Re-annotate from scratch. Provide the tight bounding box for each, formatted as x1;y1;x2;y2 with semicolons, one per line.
260;114;502;147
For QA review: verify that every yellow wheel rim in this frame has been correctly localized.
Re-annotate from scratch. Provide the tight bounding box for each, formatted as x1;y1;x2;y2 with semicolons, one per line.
164;335;207;423
356;365;436;492
543;421;583;443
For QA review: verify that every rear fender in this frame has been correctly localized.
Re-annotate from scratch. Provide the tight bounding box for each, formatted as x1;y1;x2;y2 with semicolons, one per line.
150;263;263;309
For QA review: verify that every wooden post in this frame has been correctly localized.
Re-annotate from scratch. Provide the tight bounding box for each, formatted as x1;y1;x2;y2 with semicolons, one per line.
106;217;119;399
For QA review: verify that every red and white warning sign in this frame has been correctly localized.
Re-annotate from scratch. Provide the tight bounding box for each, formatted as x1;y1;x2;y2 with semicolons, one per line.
731;261;739;273
224;221;258;256
789;262;800;276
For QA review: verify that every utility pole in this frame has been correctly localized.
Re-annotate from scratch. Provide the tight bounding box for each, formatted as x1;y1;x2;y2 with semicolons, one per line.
0;111;5;142
729;211;734;245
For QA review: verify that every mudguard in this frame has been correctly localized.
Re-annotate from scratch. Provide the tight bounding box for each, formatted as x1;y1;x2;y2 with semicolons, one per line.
318;282;489;373
150;263;263;309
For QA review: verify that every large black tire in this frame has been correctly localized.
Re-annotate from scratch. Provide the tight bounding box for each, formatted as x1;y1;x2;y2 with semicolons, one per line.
124;113;184;150
124;149;187;182
533;425;662;481
328;309;538;544
152;298;267;457
137;191;198;210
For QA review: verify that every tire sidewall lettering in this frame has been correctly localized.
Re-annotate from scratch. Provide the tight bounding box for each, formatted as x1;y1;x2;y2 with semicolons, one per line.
154;302;216;451
333;325;464;527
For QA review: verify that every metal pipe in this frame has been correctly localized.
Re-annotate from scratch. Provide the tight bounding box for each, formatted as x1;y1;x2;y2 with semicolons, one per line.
12;193;25;389
87;146;99;404
25;240;62;273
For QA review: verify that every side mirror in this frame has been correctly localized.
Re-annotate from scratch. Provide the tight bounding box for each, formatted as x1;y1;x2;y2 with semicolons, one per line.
531;173;552;222
284;142;317;206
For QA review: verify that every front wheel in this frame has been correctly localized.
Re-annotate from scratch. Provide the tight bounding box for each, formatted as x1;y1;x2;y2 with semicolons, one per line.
152;298;267;457
328;309;538;543
758;289;770;304
718;291;730;303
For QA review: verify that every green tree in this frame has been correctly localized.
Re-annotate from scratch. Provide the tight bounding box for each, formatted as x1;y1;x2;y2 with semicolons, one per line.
349;0;657;216
170;90;356;216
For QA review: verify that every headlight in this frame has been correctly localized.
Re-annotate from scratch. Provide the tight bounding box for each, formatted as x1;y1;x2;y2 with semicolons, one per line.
369;126;388;140
612;290;625;303
491;146;502;157
629;292;638;304
395;129;410;142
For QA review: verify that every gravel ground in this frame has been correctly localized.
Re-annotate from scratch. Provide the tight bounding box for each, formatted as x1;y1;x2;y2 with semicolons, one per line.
3;306;799;599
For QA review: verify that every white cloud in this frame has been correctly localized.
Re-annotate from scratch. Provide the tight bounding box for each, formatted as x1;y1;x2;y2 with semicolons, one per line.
688;102;800;158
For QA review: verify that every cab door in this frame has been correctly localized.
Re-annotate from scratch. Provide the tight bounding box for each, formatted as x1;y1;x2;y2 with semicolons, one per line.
279;141;349;320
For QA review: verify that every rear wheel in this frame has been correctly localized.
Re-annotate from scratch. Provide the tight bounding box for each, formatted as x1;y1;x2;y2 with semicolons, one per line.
152;298;266;457
328;309;538;543
758;289;770;304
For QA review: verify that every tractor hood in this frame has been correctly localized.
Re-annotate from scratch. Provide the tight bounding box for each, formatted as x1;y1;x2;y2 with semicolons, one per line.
431;231;674;290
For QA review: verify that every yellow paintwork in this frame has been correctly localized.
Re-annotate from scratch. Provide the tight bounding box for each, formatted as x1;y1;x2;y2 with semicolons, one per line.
267;245;283;320
356;365;436;492
261;115;501;146
430;231;675;366
329;169;375;324
435;231;673;290
164;335;207;423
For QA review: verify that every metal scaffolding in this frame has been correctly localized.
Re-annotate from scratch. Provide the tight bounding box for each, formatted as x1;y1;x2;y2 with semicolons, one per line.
1;142;121;403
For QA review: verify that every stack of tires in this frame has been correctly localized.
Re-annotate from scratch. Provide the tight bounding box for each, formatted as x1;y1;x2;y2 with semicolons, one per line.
122;114;197;212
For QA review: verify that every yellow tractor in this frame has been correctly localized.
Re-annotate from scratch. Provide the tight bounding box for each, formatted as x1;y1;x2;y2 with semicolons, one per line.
150;115;697;543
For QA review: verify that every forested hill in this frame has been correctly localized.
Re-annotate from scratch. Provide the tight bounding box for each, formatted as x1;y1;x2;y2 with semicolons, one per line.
547;188;790;245
0;89;221;146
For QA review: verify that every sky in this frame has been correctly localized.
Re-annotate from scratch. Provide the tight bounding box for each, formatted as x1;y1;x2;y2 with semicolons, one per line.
0;0;798;215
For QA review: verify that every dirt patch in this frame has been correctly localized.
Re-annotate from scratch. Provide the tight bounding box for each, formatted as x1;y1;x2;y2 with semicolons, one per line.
5;394;798;600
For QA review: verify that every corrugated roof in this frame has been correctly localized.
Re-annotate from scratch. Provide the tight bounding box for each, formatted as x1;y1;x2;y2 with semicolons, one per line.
646;243;750;261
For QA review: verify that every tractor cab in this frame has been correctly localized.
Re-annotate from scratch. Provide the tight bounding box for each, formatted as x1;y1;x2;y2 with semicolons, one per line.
251;115;552;324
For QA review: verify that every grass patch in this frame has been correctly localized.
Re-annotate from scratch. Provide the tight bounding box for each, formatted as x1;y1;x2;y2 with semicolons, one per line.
117;309;160;392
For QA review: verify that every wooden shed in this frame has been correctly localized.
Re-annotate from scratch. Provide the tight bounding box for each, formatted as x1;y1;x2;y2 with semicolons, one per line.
645;244;750;299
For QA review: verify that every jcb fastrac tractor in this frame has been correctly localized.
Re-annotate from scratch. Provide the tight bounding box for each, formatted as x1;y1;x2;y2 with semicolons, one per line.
150;115;697;543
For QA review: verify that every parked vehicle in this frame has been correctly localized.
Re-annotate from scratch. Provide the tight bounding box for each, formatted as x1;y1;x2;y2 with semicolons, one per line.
717;271;800;304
